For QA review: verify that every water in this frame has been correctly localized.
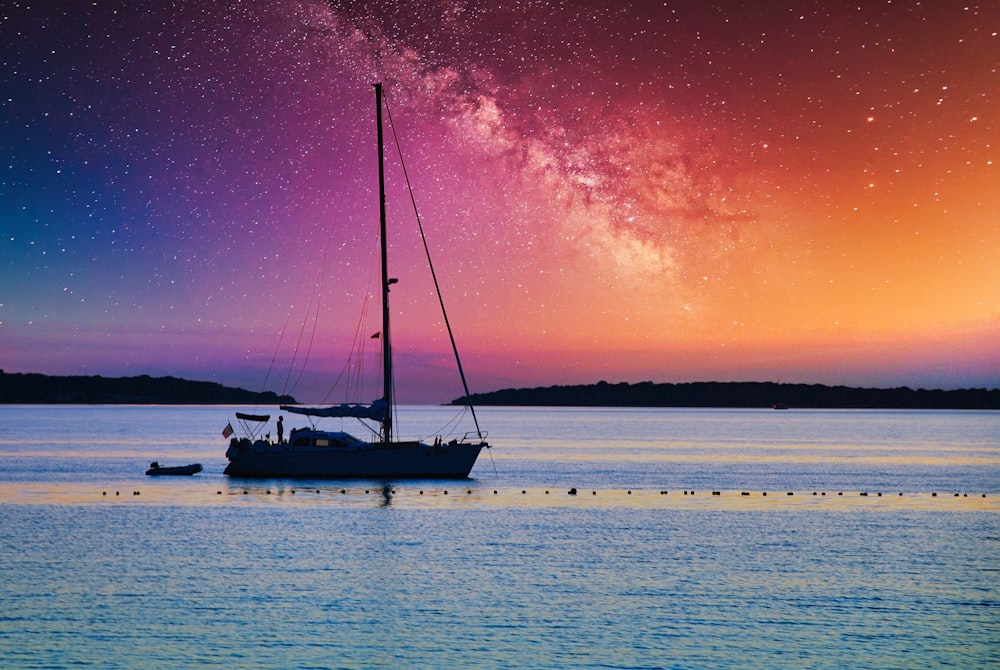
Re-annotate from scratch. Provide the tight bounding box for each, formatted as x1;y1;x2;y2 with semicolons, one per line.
1;406;998;668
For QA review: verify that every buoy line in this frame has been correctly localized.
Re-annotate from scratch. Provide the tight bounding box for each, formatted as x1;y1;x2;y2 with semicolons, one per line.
99;487;991;500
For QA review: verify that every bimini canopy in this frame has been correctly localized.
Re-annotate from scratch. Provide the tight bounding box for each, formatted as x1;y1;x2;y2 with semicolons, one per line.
233;412;271;439
235;412;270;422
280;399;387;422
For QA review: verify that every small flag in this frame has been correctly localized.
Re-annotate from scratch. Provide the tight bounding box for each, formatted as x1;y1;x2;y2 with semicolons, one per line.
222;422;234;438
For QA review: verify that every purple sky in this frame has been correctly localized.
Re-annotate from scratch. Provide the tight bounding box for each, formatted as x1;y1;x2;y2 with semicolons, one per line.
2;1;997;403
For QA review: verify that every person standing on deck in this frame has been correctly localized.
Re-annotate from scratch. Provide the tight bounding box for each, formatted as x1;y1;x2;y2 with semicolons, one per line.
277;416;284;445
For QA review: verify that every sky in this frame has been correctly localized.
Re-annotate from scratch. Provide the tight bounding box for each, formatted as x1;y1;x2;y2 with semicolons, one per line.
1;0;997;404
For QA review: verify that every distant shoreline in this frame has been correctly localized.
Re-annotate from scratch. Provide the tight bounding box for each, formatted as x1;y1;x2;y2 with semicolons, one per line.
452;380;1000;410
4;371;997;409
0;371;296;405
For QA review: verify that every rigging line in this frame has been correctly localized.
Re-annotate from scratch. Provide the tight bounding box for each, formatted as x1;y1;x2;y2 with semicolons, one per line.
319;293;370;405
321;229;382;406
486;439;498;477
283;217;340;397
290;238;341;396
281;287;315;396
282;254;323;395
249;313;292;420
383;95;484;440
261;313;293;400
288;295;322;396
289;253;331;396
318;248;379;406
429;404;467;439
351;296;372;402
364;227;383;405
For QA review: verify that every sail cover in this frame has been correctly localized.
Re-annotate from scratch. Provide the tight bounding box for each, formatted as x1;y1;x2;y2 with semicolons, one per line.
280;399;387;421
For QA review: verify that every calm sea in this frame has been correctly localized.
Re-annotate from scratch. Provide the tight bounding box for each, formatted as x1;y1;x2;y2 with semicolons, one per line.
0;405;997;669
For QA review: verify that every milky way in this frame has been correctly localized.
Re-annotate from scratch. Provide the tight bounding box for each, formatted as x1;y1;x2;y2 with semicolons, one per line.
2;1;997;401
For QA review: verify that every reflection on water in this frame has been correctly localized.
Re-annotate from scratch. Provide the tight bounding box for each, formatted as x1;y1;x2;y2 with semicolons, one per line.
2;500;998;669
1;405;997;498
1;481;996;513
1;406;997;668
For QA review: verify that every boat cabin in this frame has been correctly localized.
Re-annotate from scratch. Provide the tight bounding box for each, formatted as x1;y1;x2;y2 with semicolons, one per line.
287;429;365;448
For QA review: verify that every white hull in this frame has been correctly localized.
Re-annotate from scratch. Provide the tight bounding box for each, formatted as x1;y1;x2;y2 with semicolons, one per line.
224;439;484;479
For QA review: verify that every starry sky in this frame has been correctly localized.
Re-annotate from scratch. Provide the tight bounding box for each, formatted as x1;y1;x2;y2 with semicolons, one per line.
2;1;997;403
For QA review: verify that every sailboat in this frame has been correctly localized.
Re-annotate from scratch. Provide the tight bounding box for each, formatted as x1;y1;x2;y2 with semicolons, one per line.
223;83;488;478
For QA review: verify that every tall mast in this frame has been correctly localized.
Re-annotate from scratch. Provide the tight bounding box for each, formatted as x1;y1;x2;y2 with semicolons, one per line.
375;82;393;443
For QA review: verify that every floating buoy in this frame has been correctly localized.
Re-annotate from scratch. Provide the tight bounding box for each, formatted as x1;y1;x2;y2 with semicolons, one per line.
522;490;526;495
660;490;668;495
741;491;750;496
712;491;721;496
568;488;578;495
932;492;937;497
102;491;106;496
217;491;222;495
787;492;793;496
762;492;767;496
493;490;498;495
545;490;549;494
467;490;472;494
115;491;120;496
627;490;632;495
443;490;448;495
592;491;596;495
419;490;424;495
266;489;271;494
243;490;248;495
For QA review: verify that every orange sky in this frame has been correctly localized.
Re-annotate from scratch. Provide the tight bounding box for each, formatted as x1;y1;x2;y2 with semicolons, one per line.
1;1;997;402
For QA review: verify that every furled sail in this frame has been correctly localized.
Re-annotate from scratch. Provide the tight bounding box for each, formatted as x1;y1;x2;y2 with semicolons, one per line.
280;399;387;422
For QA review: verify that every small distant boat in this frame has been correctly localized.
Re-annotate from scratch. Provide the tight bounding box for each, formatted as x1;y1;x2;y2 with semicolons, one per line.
145;462;203;476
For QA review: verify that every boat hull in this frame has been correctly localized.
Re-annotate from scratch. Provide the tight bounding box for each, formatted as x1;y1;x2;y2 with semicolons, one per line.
223;441;485;479
146;463;203;476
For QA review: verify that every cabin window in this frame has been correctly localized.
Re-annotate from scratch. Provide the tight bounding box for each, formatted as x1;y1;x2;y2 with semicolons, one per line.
314;438;329;447
293;437;310;446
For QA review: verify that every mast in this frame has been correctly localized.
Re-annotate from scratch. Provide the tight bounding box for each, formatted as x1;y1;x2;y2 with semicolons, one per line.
375;82;393;443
